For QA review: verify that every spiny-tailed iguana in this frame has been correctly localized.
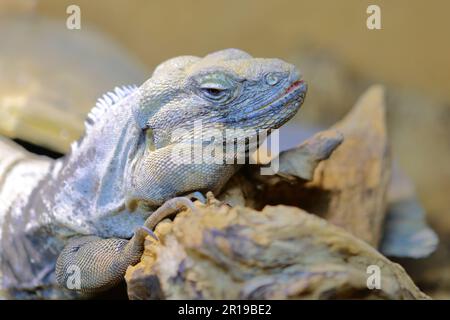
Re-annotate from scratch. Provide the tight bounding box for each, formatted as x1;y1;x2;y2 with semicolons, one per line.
0;49;307;299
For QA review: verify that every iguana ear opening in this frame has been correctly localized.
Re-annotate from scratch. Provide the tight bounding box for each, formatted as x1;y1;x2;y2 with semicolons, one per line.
145;128;156;151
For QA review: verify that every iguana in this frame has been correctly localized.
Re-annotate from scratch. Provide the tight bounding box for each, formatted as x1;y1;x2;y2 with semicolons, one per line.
0;49;307;299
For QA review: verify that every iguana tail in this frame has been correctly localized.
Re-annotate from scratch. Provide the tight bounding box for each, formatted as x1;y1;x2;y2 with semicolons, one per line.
0;136;51;228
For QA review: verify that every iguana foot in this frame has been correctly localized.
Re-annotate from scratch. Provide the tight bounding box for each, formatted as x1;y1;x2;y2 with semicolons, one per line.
144;197;198;232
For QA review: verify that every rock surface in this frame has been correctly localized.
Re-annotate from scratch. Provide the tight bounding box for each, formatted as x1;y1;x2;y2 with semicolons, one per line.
294;86;391;247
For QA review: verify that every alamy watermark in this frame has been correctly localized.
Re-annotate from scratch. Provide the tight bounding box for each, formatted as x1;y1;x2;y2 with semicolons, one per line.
366;265;381;289
367;4;382;30
163;120;280;175
65;4;381;31
66;5;81;30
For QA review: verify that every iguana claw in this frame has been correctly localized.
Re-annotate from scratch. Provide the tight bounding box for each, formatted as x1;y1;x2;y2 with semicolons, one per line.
138;226;159;241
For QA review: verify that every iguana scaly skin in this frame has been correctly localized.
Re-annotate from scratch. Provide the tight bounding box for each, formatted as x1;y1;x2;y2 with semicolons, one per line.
0;49;307;299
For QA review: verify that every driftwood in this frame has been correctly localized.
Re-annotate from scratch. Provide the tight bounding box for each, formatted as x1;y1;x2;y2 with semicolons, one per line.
241;86;437;257
217;128;344;208
289;85;391;247
125;195;428;300
125;86;431;300
291;51;447;298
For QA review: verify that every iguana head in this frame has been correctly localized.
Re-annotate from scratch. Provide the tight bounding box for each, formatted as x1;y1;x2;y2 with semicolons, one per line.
119;48;308;210
136;48;307;146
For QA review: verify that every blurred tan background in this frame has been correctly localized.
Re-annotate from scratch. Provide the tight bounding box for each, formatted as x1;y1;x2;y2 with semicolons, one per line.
35;0;450;103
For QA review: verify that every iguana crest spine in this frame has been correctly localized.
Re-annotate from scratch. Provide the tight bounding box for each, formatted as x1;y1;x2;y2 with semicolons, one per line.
85;85;138;127
70;85;138;154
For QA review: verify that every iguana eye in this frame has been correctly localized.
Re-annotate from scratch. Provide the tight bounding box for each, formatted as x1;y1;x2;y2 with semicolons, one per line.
200;85;229;101
203;88;224;97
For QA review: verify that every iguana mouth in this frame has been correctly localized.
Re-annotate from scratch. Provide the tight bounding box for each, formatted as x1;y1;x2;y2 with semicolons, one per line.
256;79;307;114
282;79;306;100
285;79;304;94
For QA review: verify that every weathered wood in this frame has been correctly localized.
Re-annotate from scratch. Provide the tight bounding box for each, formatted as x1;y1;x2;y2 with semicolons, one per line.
298;85;391;247
218;128;344;208
125;195;428;300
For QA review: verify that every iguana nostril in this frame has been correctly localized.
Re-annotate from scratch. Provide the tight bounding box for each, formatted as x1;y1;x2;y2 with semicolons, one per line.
265;73;280;85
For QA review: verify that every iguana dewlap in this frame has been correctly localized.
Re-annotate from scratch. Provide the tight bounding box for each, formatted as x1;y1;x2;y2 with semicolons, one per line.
0;49;307;298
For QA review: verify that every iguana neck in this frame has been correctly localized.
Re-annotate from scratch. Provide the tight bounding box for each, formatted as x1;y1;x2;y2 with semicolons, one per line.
37;91;146;237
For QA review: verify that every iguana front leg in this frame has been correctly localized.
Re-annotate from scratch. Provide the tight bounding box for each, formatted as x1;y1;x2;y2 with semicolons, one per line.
55;197;197;294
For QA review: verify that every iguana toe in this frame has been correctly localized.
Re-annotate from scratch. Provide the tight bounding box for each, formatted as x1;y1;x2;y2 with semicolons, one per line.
144;197;198;230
